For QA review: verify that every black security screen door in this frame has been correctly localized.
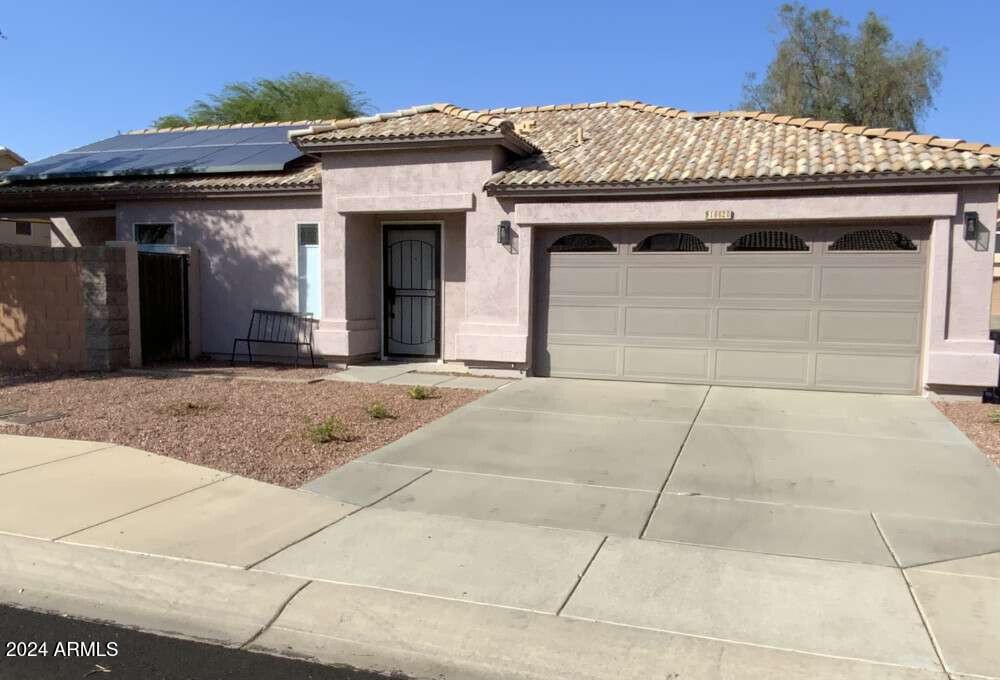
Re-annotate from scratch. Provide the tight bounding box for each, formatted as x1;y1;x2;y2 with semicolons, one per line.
384;226;439;357
138;252;190;362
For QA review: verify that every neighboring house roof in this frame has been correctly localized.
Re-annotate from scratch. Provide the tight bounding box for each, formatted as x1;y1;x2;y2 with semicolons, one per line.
0;160;319;202
0;147;27;171
289;104;538;153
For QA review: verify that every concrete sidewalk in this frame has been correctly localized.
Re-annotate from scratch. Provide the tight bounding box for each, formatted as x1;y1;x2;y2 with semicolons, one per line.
2;377;1000;679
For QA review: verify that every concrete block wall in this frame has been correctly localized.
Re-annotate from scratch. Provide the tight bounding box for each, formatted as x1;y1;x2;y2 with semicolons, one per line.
79;247;131;370
0;245;132;370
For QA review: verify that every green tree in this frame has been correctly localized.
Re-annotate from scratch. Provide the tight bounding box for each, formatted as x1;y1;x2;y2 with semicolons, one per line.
742;4;943;130
153;72;368;128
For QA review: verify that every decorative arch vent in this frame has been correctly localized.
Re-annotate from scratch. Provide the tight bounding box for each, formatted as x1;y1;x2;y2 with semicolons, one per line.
728;230;809;252
830;229;917;251
634;232;709;252
548;233;616;253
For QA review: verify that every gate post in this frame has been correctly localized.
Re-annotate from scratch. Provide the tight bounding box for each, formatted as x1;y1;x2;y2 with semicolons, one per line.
187;245;201;360
106;241;142;367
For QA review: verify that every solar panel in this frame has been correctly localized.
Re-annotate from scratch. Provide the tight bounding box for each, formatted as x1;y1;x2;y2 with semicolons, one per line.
6;124;310;180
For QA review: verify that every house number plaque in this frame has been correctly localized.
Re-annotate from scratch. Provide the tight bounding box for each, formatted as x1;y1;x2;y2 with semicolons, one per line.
705;209;734;221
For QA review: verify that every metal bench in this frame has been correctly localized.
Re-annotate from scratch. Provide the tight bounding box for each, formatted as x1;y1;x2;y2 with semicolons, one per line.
231;309;316;367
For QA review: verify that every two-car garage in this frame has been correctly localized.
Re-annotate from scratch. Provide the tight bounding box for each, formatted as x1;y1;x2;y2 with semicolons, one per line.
533;225;929;394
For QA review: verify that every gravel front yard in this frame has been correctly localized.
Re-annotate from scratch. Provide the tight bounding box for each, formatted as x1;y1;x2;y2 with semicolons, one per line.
935;401;1000;466
0;371;482;487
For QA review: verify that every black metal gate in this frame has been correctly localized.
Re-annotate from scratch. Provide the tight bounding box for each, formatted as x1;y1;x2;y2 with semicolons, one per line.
138;252;190;363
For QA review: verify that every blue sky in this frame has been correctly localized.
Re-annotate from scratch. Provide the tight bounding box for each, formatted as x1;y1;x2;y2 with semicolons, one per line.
3;0;998;161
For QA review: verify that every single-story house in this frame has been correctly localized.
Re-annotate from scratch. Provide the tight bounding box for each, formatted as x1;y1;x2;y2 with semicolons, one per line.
1;101;999;396
0;146;51;245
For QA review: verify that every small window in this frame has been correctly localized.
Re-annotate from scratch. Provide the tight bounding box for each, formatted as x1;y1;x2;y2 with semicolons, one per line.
635;232;708;252
548;233;615;253
298;224;319;246
15;221;31;236
728;230;808;252
134;223;175;245
830;229;917;251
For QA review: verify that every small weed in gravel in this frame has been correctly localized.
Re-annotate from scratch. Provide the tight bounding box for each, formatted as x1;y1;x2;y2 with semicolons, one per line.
306;416;353;444
158;400;220;417
407;385;437;400
990;410;1000;425
367;402;394;419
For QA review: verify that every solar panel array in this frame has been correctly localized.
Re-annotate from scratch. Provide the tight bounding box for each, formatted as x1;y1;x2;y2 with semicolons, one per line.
5;126;308;181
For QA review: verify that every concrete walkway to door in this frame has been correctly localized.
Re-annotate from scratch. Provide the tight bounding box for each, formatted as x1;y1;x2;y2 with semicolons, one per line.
2;379;1000;679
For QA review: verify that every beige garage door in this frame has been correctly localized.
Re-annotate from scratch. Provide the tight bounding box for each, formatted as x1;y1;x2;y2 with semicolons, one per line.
534;225;929;394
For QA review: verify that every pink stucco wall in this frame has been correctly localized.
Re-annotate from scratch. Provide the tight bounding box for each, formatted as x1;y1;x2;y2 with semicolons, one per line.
318;146;522;362
116;196;322;358
311;137;999;388
112;148;1000;393
924;184;1000;387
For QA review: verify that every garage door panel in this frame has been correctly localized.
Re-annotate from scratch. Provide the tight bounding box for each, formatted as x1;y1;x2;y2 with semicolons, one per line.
626;267;713;298
717;308;812;343
818;310;921;347
715;350;810;385
536;225;926;394
719;267;814;299
550;266;621;296
625;307;710;339
545;344;620;377
815;354;919;392
623;347;710;381
548;306;619;336
820;267;924;302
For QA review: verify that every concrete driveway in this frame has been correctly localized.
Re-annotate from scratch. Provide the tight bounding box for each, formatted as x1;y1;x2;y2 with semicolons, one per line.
296;378;1000;678
2;379;1000;679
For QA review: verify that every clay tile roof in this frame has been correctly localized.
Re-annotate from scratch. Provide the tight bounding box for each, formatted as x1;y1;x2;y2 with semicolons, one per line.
0;146;27;167
481;101;1000;189
288;103;537;152
107;99;1000;193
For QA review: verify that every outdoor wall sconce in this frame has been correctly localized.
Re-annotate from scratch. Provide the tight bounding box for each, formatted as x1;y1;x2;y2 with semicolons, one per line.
965;211;979;240
497;220;512;246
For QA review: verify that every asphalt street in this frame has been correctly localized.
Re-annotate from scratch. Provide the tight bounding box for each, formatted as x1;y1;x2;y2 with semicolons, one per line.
0;604;406;680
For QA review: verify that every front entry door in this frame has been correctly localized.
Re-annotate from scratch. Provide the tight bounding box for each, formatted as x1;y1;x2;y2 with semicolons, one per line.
384;226;440;357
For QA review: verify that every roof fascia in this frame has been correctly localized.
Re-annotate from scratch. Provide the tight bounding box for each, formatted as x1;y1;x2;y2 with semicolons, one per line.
485;170;1000;198
0;186;321;207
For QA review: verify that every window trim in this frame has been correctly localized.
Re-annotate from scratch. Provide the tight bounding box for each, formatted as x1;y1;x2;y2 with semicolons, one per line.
726;229;811;253
547;232;617;253
633;231;710;254
826;228;920;254
295;221;323;318
133;222;177;249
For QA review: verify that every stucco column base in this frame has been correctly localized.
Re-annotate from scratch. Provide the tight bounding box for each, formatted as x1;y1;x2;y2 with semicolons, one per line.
314;319;379;359
925;348;999;387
